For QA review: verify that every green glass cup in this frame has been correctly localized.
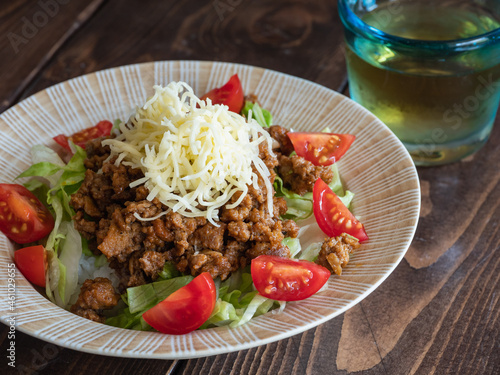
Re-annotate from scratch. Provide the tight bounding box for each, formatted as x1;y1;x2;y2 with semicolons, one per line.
338;0;500;166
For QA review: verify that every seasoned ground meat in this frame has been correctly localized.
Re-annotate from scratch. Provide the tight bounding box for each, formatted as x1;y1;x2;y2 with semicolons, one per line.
73;211;97;240
227;221;251;242
268;125;294;156
267;125;335;196
70;133;300;290
70;277;120;323
188;250;233;280
190;222;226;251
84;137;111;171
258;141;279;178
277;154;334;196
139;251;166;279
316;234;360;275
127;252;147;286
220;193;252;222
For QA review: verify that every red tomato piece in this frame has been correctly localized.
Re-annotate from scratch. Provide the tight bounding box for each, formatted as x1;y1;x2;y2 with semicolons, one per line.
200;74;244;113
287;132;355;166
142;272;216;335
14;245;47;287
0;184;55;244
251;255;331;301
313;179;368;242
53;134;71;152
53;120;113;152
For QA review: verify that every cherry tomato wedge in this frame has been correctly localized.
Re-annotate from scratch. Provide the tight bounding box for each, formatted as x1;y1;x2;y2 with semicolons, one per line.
0;184;54;244
251;255;330;301
200;74;244;113
142;272;216;335
287;132;355;166
14;245;47;287
313;179;368;242
53;120;113;152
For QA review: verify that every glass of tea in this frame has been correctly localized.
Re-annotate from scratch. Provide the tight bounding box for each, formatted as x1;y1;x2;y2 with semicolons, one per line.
338;0;500;166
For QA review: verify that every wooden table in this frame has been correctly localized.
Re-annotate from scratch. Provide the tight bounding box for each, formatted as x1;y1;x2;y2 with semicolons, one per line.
1;1;498;374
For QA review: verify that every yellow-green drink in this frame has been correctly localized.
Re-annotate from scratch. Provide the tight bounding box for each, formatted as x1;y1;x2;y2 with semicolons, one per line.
339;0;500;165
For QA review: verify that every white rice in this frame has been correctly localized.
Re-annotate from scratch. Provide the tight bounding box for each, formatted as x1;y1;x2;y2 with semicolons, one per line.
77;254;120;290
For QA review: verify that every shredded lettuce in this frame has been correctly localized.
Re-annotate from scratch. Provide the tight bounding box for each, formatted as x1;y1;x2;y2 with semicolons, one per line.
105;306;152;331
299;242;323;262
54;222;83;306
274;163;354;221
55;261;67;307
112;118;122;132
242;101;272;127
127;276;194;313
201;300;239;328
339;190;354;209
19;145;87;220
94;254;108;268
106;275;194;329
157;262;181;280
81;237;92;257
44;194;65;252
19;144;87;308
201;267;279;329
273;176;313;220
283;237;301;258
107;265;280;331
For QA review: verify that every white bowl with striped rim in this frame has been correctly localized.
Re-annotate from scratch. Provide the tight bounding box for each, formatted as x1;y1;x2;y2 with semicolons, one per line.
0;61;420;358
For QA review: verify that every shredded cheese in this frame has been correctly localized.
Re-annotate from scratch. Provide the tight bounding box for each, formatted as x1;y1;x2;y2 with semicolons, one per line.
102;82;275;225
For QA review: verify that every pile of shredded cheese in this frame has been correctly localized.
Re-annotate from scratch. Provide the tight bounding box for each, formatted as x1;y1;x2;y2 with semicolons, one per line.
102;81;275;224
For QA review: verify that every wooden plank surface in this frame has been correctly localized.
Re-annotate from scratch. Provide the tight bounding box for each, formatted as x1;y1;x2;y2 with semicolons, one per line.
0;0;105;112
15;0;347;105
1;0;498;374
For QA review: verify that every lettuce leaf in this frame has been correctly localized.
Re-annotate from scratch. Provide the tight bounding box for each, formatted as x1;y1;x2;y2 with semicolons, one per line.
299;242;323;262
56;221;83;306
274;163;354;221
17;162;62;179
20;144;88;309
112;118;123;132
283;237;301;258
20;144;87;220
127;275;194;314
242;101;272;127
55;261;67;307
106;275;194;329
157;262;181;281
201;267;279;329
273;175;313;220
105;307;153;331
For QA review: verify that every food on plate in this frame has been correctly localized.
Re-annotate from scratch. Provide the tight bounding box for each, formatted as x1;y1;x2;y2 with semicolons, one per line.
287;132;356;166
53;120;113;152
251;255;330;301
316;234;361;275
142;272;216;334
9;74;366;334
14;245;47;287
313;179;368;242
200;74;244;113
70;277;120;323
0;184;54;244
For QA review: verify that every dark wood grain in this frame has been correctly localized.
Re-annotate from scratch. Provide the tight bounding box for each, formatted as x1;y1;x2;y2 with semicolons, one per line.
1;0;499;374
0;328;178;375
17;0;347;105
0;0;106;112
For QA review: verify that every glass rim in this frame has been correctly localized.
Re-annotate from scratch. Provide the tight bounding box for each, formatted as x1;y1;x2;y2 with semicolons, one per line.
338;0;500;51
